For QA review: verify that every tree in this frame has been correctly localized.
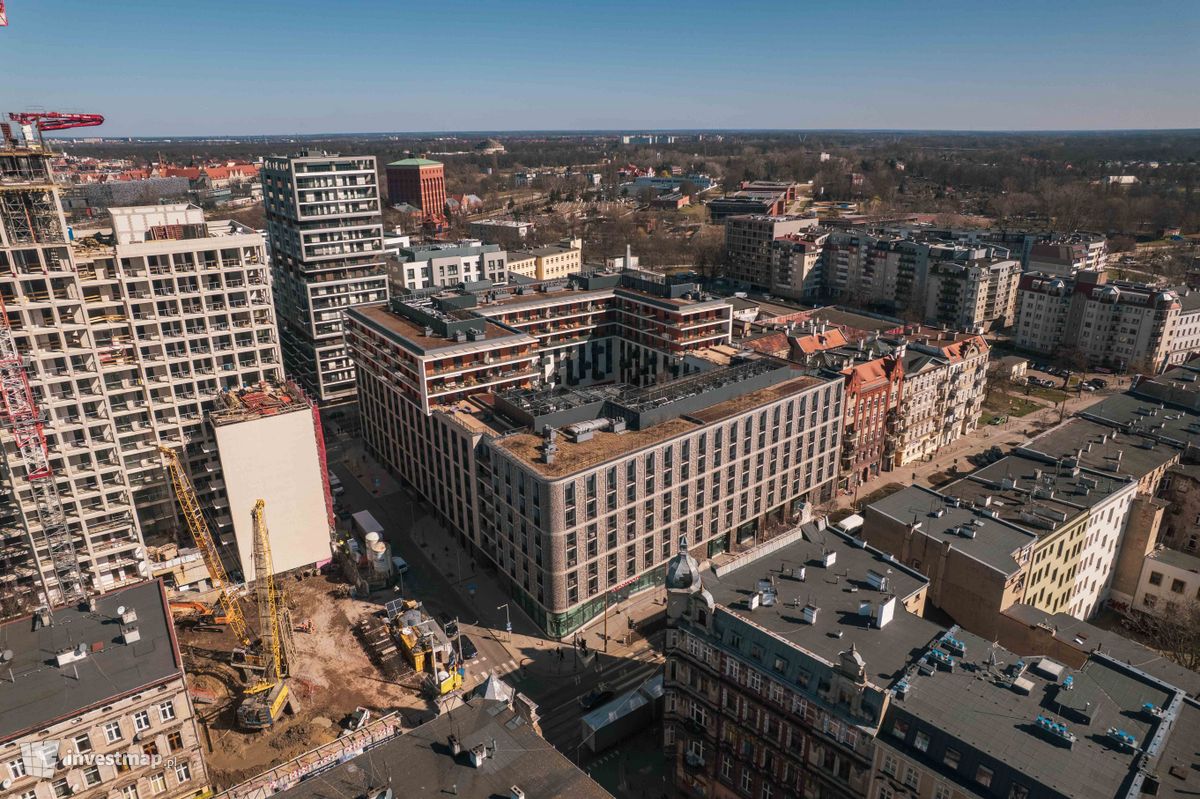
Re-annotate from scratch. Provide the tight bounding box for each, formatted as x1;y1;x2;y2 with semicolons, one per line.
1123;601;1200;671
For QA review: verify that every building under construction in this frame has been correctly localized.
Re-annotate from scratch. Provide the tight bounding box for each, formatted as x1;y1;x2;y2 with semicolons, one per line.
210;381;335;581
0;117;285;618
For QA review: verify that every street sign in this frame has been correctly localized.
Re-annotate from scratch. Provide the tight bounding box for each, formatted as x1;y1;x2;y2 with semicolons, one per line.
505;621;512;633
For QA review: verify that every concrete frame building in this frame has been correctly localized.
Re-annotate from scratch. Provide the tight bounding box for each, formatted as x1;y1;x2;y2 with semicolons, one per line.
346;270;843;635
0;581;210;799
69;205;284;543
388;240;508;292
723;215;819;293
923;251;1021;332
262;152;389;403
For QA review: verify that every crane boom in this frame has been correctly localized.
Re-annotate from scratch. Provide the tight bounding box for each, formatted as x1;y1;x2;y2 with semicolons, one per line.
8;112;105;132
158;445;250;645
251;499;280;688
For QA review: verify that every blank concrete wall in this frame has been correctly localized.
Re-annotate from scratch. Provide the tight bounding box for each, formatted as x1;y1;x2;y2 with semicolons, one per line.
215;410;331;581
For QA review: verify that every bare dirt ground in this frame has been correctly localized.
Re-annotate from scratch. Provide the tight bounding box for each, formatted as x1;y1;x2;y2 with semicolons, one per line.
177;574;428;789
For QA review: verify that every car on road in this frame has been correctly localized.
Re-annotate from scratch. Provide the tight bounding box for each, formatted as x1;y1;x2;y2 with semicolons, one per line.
1088;377;1108;389
579;686;614;710
457;634;478;660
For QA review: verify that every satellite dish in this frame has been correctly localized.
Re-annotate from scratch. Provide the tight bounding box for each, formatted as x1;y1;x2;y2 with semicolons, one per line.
0;650;12;663
3;778;14;790
116;606;126;616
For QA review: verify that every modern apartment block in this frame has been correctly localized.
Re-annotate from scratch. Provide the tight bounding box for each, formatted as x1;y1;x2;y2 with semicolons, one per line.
723;215;819;293
923;250;1021;332
70;204;284;541
1;132;144;612
1014;268;1200;371
663;524;943;799
0;581;211;799
262;151;389;403
346;270;843;635
388;239;508;292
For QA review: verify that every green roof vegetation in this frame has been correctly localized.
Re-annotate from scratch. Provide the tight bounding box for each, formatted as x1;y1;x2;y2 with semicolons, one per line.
387;157;442;167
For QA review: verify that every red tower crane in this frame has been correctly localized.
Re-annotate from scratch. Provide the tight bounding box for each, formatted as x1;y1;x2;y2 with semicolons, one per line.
8;112;105;132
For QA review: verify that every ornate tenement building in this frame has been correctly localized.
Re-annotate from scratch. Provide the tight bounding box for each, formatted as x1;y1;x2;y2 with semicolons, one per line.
346;270;843;635
662;524;941;799
0;581;210;799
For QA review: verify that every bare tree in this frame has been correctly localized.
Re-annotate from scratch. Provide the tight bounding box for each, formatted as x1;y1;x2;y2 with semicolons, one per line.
1123;601;1200;672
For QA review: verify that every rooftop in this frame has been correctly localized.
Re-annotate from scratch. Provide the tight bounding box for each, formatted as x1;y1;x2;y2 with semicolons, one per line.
0;581;180;741
888;629;1177;799
269;697;611;799
866;485;1036;576
1079;393;1200;451
492;371;825;478
209;381;310;426
702;524;943;687
1154;698;1200;797
943;453;1133;535
387;157;443;167
1146;546;1200;573
351;304;532;357
1017;418;1179;483
1001;604;1200;698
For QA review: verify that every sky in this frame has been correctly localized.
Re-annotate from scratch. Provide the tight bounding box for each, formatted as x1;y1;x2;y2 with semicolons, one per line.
1;0;1197;136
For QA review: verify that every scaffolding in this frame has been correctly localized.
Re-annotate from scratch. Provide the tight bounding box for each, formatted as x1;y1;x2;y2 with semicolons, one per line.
0;187;62;245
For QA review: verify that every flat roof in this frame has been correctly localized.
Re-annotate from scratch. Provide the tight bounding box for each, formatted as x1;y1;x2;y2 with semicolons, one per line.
703;525;942;686
892;629;1176;799
387;157;442;167
351;304;531;356
269;697;610;799
867;485;1036;575
0;581;181;741
1146;547;1200;572
1001;604;1200;698
808;307;904;334
1017;418;1178;483
492;374;823;478
1079;393;1200;450
1154;698;1200;797
943;453;1133;535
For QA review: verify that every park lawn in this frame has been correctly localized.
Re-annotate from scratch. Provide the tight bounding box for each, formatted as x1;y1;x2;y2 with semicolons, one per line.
983;390;1040;418
1026;385;1072;404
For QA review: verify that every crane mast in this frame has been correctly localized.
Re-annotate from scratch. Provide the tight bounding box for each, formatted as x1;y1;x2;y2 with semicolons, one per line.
158;445;250;645
250;499;281;689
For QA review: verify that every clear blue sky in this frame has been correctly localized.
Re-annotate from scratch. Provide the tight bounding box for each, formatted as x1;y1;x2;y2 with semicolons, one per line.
1;0;1197;136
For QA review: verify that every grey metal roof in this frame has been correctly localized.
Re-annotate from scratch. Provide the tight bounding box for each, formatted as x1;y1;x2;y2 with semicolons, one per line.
1080;393;1200;451
270;698;611;799
867;484;1036;575
0;580;181;741
887;629;1176;799
702;525;944;687
1146;547;1200;572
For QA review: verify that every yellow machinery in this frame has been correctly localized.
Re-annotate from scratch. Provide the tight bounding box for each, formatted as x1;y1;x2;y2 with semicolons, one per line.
236;499;297;729
159;446;250;646
393;599;464;696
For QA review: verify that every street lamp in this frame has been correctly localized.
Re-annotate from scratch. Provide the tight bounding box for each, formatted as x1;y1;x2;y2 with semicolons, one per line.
497;604;511;640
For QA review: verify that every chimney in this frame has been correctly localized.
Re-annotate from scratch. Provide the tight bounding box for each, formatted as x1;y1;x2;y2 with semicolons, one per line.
449;734;462;755
469;745;488;767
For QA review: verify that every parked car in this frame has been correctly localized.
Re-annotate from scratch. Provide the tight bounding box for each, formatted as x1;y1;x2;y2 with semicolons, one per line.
1089;377;1108;389
1081;383;1096;391
580;686;614;710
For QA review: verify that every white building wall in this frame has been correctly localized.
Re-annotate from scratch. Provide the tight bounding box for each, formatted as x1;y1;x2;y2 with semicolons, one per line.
213;409;332;580
1069;485;1136;618
1132;549;1200;616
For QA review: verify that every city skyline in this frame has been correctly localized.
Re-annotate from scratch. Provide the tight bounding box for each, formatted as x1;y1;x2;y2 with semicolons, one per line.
0;0;1197;136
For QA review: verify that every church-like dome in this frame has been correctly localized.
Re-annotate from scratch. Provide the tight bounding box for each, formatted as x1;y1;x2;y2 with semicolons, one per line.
666;551;702;591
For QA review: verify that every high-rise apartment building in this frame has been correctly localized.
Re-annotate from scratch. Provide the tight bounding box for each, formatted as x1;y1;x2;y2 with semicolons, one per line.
346;270;842;635
385;157;447;217
723;215;819;293
923;250;1021;332
262;152;389;403
70;204;283;541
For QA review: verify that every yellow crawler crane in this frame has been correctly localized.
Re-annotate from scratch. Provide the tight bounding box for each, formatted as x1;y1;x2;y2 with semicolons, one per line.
237;499;297;729
158;446;250;645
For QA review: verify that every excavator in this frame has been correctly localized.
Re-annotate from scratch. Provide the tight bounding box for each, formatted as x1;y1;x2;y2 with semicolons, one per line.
236;499;298;730
167;600;232;631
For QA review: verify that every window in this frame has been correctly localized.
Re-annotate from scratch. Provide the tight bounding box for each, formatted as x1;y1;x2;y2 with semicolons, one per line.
1172;579;1187;594
166;730;184;753
976;766;994;788
18;791;35;799
721;754;733;781
133;710;151;732
944;748;961;770
174;762;192;783
1149;571;1164;586
903;765;919;789
877;786;894;799
882;753;898;776
82;767;102;787
890;718;910;739
72;733;92;753
53;780;71;799
104;720;123;743
7;759;26;780
914;730;930;752
934;784;952;799
1009;784;1029;799
740;768;753;793
119;785;138;799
